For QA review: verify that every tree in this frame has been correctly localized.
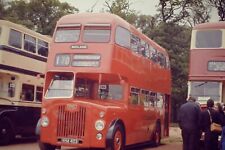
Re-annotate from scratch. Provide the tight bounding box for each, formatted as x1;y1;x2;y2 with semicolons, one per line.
0;0;6;19
208;0;225;21
104;0;137;24
148;23;191;122
5;0;78;35
136;15;157;34
156;0;210;25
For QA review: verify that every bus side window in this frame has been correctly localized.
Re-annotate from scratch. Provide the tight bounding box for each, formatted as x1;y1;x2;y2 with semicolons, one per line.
9;29;22;49
131;34;140;53
36;86;43;102
21;84;34;101
24;34;36;53
130;87;140;105
38;40;49;57
150;92;156;106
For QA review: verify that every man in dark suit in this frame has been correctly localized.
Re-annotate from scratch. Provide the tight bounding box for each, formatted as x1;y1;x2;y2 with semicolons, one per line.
178;96;201;150
200;99;221;150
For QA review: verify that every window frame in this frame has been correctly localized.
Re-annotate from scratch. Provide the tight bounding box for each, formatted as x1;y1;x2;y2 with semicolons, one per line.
115;26;131;49
8;29;22;49
24;34;36;53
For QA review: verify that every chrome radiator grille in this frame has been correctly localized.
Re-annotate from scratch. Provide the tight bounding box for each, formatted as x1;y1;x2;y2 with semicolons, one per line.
57;105;86;137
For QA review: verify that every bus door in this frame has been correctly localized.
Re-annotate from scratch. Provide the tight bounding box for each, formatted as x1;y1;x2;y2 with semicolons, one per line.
222;81;225;104
164;94;170;136
16;83;40;135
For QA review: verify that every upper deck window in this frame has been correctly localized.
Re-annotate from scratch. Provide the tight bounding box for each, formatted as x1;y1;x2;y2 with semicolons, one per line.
38;39;48;57
195;30;222;48
83;24;111;43
24;34;36;53
55;26;80;43
131;34;140;53
9;29;22;49
115;26;130;48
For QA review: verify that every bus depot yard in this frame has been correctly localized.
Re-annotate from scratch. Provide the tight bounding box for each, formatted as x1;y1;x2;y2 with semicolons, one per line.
0;127;182;150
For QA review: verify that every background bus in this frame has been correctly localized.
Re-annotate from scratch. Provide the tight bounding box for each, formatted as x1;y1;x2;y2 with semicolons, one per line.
0;20;51;145
38;13;171;150
188;22;225;107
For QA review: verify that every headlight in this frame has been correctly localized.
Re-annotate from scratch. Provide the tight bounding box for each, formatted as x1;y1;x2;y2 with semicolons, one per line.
41;116;49;127
95;120;105;131
96;133;103;140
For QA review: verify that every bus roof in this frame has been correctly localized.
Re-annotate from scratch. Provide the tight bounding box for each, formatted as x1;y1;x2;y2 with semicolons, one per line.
57;13;168;56
57;13;130;27
0;19;51;41
193;21;225;30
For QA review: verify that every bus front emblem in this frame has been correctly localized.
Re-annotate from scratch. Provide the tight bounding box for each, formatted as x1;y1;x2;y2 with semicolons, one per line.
66;104;77;111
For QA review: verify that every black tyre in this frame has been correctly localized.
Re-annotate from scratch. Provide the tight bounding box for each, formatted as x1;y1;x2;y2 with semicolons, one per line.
39;141;57;150
107;124;125;150
153;123;161;147
0;117;14;145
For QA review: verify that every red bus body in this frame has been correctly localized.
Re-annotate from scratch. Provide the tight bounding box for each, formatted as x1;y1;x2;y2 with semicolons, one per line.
39;13;171;149
188;22;225;107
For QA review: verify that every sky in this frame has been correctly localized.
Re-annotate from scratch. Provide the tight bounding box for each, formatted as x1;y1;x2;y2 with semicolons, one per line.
61;0;159;16
61;0;219;22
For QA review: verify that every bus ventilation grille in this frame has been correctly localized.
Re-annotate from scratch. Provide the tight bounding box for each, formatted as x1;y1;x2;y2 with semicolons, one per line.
57;105;86;138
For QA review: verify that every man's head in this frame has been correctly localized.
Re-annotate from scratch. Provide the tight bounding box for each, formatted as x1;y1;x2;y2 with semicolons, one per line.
207;99;214;108
188;96;196;102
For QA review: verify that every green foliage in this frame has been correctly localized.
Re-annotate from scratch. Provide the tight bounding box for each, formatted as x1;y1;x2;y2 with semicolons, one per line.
156;0;210;26
148;23;191;121
0;0;7;19
4;0;78;35
208;0;225;21
104;0;137;24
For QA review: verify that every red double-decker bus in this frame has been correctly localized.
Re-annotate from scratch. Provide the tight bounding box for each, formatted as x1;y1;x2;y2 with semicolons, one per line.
188;22;225;107
37;13;171;150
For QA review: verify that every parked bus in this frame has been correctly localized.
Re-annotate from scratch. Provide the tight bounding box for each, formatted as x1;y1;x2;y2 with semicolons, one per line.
0;20;51;145
38;13;171;150
188;21;225;107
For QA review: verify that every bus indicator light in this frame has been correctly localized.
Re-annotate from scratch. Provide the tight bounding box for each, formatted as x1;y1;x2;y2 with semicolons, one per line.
96;133;103;140
99;111;105;118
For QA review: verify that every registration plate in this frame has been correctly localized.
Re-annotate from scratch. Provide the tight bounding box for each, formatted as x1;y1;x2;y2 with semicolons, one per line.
59;138;79;144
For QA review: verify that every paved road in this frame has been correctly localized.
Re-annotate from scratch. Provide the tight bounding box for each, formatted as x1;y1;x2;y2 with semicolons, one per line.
0;128;182;150
0;141;182;150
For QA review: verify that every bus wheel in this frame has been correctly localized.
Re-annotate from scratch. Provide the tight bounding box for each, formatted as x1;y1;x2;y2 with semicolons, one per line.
153;123;161;147
39;142;57;150
112;124;125;150
0;117;14;145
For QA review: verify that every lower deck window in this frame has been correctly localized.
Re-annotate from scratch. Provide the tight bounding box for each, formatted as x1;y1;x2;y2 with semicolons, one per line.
21;84;34;101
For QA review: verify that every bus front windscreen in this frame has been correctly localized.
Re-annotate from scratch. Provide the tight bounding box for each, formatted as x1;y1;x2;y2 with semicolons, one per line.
45;74;74;98
190;81;220;102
